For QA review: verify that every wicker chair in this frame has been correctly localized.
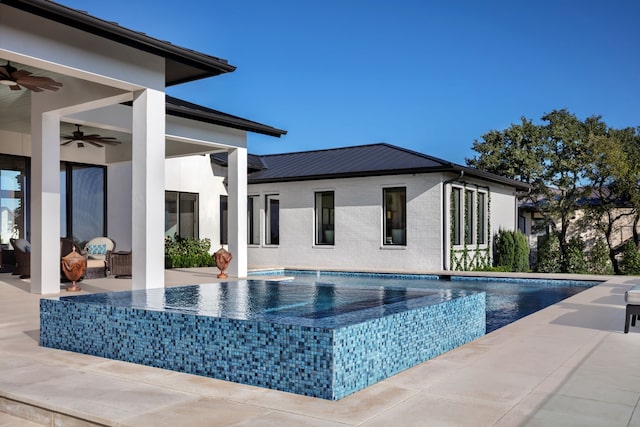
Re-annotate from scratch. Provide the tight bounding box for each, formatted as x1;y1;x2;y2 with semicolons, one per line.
10;238;84;280
83;237;115;279
10;238;31;279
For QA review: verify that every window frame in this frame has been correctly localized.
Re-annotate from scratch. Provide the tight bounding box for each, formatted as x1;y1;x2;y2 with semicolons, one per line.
314;191;335;246
265;194;280;246
383;187;406;246
247;195;260;245
165;190;199;240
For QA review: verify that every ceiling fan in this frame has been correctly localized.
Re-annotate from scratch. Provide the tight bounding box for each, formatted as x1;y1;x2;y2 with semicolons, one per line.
0;61;63;92
61;124;122;148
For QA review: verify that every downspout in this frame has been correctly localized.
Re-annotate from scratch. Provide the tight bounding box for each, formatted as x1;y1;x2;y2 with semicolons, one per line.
442;170;464;270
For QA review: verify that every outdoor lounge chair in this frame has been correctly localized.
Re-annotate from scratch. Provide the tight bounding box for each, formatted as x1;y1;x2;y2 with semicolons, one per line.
10;238;31;279
83;237;115;279
625;285;640;333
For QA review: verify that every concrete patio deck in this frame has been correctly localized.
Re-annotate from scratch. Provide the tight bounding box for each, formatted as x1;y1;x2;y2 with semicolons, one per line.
1;269;640;426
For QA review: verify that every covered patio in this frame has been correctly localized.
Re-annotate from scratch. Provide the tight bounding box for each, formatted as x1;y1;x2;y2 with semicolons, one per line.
0;1;285;294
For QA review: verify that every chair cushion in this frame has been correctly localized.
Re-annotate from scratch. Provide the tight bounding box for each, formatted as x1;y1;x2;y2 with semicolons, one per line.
625;285;640;304
13;238;30;253
86;259;106;269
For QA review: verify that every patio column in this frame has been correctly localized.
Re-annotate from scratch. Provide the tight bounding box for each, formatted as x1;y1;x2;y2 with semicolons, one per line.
131;88;165;290
30;110;61;294
227;147;247;278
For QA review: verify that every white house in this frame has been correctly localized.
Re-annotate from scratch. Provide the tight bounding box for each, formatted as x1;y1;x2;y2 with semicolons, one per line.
0;1;285;294
213;143;529;272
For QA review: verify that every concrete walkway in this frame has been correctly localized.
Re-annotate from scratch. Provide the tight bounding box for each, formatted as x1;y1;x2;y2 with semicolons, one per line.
1;269;640;426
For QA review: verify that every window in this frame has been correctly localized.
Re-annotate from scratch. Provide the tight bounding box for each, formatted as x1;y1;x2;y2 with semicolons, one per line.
383;187;406;245
248;195;260;245
451;187;462;246
265;194;279;245
220;195;228;245
165;191;198;239
465;190;475;245
61;163;106;244
0;155;26;244
315;191;334;245
478;192;487;244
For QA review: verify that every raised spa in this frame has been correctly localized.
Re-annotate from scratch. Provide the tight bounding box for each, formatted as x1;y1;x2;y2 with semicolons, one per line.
40;280;485;400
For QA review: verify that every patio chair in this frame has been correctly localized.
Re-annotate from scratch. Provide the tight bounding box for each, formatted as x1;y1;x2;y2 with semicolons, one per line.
625;285;640;333
83;237;115;279
10;237;84;280
10;238;31;279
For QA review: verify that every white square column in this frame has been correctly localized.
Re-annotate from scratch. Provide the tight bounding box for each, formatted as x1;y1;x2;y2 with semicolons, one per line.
131;88;165;289
227;147;248;278
30;111;61;294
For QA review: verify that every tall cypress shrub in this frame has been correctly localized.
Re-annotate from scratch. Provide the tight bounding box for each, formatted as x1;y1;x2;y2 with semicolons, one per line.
494;229;530;272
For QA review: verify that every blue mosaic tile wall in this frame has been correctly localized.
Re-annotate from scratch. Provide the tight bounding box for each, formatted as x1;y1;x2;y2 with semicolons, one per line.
40;292;485;400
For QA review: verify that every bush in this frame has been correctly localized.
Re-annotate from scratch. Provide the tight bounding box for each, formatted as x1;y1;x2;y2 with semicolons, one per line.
494;229;530;272
586;239;614;275
563;236;587;274
536;233;561;273
164;235;216;268
620;240;640;275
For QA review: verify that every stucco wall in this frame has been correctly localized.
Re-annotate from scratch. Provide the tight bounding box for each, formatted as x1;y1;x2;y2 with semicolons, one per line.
248;174;445;271
247;174;521;272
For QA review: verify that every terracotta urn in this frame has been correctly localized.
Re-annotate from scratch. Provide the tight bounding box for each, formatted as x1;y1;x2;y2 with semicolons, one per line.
61;247;85;292
214;246;232;279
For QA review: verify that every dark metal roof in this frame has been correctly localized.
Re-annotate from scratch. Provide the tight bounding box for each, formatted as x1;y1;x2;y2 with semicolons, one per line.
2;0;236;86
167;97;287;138
212;143;530;189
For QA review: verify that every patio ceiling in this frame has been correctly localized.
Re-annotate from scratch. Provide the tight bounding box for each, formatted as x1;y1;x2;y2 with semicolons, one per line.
0;59;132;144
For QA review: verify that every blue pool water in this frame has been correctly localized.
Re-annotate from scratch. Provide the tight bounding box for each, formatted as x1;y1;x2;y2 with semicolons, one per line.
277;271;600;333
58;281;475;329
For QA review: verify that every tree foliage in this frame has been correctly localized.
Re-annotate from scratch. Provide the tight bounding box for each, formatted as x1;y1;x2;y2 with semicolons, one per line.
467;109;640;274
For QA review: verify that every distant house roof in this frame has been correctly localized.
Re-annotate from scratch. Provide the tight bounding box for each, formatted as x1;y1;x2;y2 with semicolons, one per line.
166;97;287;138
3;0;236;85
211;143;531;189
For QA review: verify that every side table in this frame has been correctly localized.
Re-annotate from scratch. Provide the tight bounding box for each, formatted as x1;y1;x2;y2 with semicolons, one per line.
110;251;132;278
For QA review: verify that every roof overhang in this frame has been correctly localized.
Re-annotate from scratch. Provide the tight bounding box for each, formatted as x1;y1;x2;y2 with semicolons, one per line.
0;0;236;85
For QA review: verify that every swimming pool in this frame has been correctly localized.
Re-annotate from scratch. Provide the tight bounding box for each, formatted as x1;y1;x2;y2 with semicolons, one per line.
40;280;485;400
278;271;599;333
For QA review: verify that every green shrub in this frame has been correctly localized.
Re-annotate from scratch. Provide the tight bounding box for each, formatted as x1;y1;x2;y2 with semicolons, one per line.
620;240;640;275
494;229;530;272
563;236;587;274
536;233;561;273
164;235;216;268
586;239;614;275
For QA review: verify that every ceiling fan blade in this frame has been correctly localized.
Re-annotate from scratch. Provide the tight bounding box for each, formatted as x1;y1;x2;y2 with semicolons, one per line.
11;70;32;80
96;140;122;146
61;140;74;146
17;82;43;92
0;67;12;80
86;140;104;148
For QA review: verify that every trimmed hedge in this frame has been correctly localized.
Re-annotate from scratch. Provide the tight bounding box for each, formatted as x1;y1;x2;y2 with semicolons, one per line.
164;235;216;268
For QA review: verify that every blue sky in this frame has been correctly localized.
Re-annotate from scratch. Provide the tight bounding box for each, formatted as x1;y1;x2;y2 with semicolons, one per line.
58;0;639;164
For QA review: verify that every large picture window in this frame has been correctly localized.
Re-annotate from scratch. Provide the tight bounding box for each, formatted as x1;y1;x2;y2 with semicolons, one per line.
61;162;106;244
383;187;406;246
248;195;260;245
0;155;26;244
165;191;198;239
315;191;334;245
265;194;280;245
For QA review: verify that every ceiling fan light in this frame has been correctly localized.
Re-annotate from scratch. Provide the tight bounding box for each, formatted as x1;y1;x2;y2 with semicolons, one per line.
77;142;84;148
